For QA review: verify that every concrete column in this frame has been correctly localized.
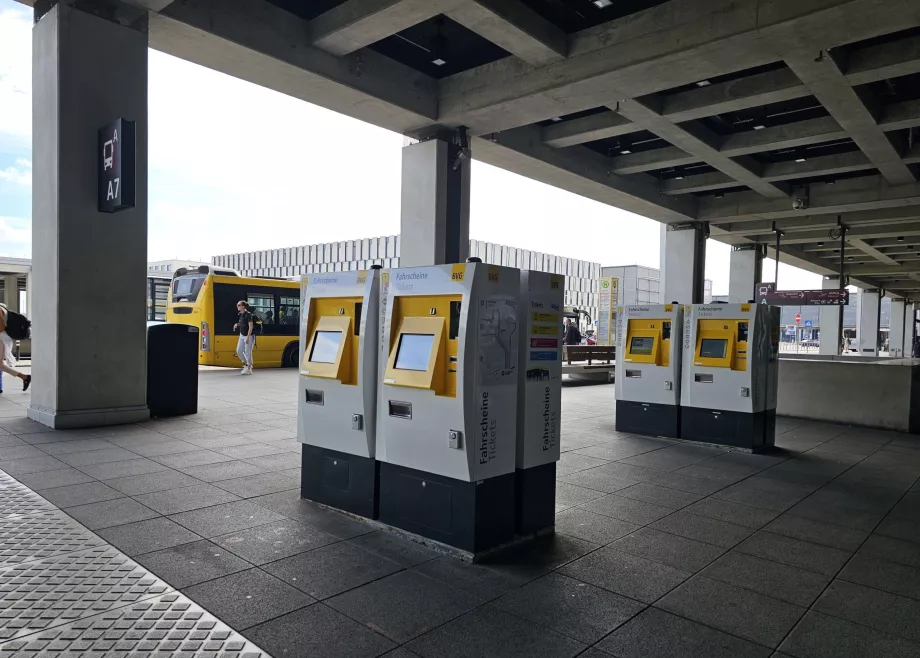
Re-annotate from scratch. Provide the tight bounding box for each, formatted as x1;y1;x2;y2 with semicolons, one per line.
728;245;764;303
818;277;843;355
399;136;470;267
3;275;19;313
25;272;32;318
906;304;918;358
856;289;881;357
29;3;149;428
660;223;707;304
889;299;906;357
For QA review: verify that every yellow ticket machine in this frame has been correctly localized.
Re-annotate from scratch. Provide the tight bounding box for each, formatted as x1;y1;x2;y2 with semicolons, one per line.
376;260;521;555
680;303;780;451
298;267;381;518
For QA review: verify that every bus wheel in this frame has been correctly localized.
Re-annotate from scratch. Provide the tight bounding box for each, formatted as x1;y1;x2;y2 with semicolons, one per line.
283;342;299;368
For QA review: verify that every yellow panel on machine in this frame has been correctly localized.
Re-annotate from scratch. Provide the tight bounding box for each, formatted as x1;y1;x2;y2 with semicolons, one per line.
693;318;748;371
624;318;672;367
301;296;362;384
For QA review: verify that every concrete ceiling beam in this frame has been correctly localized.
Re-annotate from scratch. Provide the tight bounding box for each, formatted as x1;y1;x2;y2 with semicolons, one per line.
610;147;699;176
661;172;736;195
880;100;920;133
718;206;920;234
541;111;634;148
445;0;567;67
785;53;917;186
845;261;920;276
845;31;920;86
761;222;920;246
848;238;901;266
309;0;461;56
616;99;789;198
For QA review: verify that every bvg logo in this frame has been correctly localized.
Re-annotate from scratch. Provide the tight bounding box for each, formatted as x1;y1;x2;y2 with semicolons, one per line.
451;272;464;281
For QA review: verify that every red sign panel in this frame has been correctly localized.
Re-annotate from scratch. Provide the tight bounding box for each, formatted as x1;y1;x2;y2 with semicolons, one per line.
530;338;559;348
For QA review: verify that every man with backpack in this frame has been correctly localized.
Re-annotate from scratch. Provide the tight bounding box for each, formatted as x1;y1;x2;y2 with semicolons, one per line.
233;300;256;375
0;303;31;391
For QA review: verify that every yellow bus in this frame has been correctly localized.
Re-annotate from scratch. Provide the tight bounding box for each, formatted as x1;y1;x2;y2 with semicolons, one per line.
166;265;301;368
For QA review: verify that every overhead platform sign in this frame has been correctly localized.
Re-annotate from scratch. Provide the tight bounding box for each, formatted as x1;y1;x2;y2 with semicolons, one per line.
98;118;136;213
756;283;849;306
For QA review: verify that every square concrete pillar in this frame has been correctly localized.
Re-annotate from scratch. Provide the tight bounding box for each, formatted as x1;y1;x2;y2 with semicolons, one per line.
728;245;764;303
819;277;843;355
3;275;19;313
29;4;149;428
889;299;906;357
660;223;707;304
856;289;881;357
399;137;470;267
906;304;918;358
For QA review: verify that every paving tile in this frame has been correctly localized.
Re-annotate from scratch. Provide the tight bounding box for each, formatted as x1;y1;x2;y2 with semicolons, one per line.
702;450;788;474
675;464;750;485
876;516;920;544
702;551;831;607
557;452;610;476
786;498;887;532
134;539;251;588
124;439;202;457
559;546;690;603
597;607;771;658
245;604;397;658
814;579;920;642
492;573;645;644
764;514;868;551
736;531;851;576
13;466;95;490
212;470;299;498
558;468;639;494
0;455;67;475
243;451;301;472
555;507;640;545
779;610;920;658
714;477;814;512
839;554;920;601
103;469;204;496
615;482;704;509
0;444;48;461
650;510;755;548
657;575;806;648
250;490;374;539
39;481;123;508
555;481;605;511
216;442;292;460
65;496;159;530
97;516;201;555
483;533;600;582
347;530;441;568
185;568;314;629
76;457;169;480
169;499;285;537
406;605;586;658
177;460;267;482
620;445;724;472
132;482;241;515
264;541;403;600
327;570;481;643
413;556;526;603
611;527;726;572
859;534;920;569
683;497;780;529
57;447;140;467
578;493;674;524
212;518;338;565
644;471;730;496
150;448;236;468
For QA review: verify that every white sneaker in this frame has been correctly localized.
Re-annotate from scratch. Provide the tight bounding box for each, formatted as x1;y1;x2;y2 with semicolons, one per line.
240;367;248;375
242;367;253;376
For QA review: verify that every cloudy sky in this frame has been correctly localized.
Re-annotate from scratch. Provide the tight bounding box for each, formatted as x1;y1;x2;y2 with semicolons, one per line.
0;0;821;294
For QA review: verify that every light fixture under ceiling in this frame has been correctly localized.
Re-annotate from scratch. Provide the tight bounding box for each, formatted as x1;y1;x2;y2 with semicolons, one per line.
550;117;562;122
696;80;711;87
753;125;766;130
795;158;806;163
620;149;632;155
817;242;824;247
898;236;905;242
593;0;613;8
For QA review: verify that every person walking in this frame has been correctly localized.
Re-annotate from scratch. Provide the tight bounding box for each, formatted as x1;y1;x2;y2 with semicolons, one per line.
563;318;582;346
233;300;255;375
0;304;31;391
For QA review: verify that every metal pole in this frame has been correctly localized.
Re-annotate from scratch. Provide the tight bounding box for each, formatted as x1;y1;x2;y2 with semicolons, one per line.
838;217;846;288
772;222;782;286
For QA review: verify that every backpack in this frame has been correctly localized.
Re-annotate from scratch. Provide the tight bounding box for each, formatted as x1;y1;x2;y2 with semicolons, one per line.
3;308;31;340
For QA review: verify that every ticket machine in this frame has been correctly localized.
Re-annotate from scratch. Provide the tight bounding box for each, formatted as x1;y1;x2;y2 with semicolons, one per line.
515;270;564;535
680;303;780;451
615;304;683;438
376;261;521;555
298;267;381;518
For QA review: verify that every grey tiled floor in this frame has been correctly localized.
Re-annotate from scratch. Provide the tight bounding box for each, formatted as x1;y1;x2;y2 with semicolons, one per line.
1;370;920;657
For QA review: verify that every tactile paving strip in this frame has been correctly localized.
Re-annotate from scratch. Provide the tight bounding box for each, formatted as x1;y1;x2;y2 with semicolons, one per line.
0;593;266;657
0;477;53;521
0;511;104;569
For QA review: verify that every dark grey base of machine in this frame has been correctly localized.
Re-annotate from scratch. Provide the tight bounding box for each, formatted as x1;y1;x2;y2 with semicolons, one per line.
301;445;379;520
378;462;516;554
615;400;680;438
515;462;556;536
680;407;776;452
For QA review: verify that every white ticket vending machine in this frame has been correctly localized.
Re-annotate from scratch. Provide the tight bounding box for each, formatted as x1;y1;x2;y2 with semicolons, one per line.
680;303;780;452
615;304;683;438
515;271;564;536
376;260;521;555
298;267;381;518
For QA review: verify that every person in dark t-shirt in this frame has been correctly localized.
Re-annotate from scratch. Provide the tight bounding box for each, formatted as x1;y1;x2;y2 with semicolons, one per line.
233;300;255;375
563;318;582;346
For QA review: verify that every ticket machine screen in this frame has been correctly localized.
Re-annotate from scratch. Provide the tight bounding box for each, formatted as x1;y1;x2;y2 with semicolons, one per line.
310;331;342;363
395;334;435;371
630;336;655;355
700;338;728;359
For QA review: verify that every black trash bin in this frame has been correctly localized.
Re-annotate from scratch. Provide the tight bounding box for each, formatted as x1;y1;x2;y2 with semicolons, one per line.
147;321;199;417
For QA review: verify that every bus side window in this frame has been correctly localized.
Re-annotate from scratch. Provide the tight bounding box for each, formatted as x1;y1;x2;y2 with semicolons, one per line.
279;296;300;326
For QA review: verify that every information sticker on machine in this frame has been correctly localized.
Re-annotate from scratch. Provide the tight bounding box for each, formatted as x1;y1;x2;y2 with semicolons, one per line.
478;296;518;383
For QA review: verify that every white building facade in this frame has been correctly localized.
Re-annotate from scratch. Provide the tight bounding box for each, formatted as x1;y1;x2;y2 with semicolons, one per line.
212;236;599;312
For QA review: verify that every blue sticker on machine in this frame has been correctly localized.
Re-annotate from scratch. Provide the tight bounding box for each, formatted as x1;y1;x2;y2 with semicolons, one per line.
530;350;558;361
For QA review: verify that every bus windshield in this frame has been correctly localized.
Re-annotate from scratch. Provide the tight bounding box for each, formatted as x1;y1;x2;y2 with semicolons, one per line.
172;274;206;303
